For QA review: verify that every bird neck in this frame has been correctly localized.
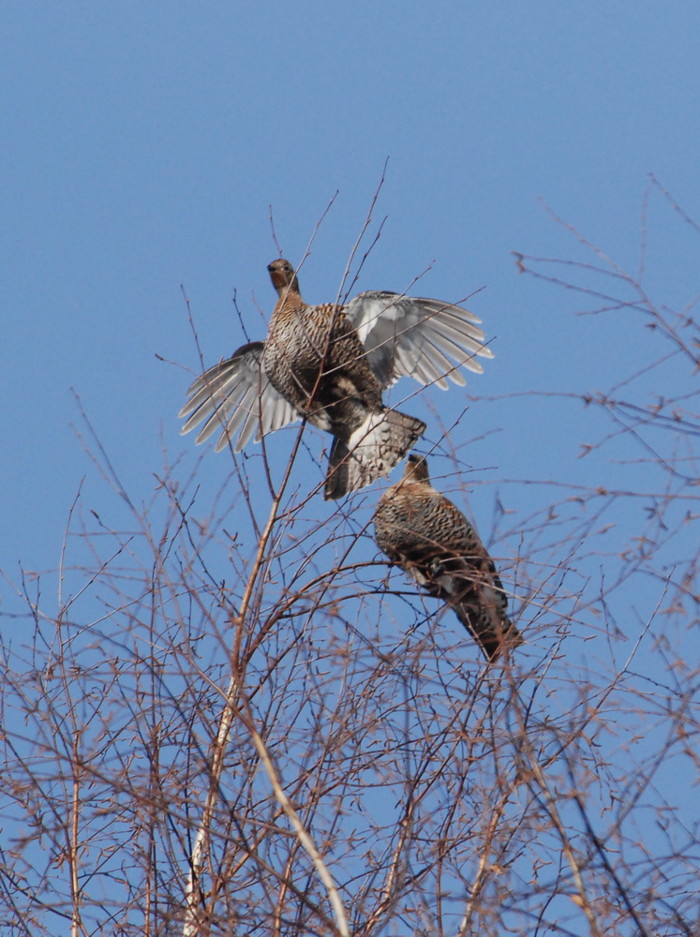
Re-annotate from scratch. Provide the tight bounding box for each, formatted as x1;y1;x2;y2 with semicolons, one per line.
275;276;301;299
273;281;304;318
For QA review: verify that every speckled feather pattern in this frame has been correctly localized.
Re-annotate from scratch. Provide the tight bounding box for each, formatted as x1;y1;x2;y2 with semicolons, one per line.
261;291;383;436
180;258;494;498
257;259;425;498
374;456;521;661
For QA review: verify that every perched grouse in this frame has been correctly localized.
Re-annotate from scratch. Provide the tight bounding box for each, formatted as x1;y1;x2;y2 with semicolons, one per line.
179;259;494;499
374;454;521;661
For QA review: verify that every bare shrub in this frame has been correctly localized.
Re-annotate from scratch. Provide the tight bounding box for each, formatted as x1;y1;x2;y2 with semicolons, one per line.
1;180;697;936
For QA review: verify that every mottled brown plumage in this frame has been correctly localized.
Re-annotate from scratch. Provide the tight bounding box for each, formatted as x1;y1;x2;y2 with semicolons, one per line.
260;260;425;498
374;455;521;661
180;259;495;498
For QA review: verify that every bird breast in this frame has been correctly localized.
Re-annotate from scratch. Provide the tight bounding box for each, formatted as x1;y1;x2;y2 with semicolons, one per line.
262;301;383;431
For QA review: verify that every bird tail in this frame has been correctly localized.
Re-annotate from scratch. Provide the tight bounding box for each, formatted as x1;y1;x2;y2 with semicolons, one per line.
430;556;521;662
324;408;426;500
452;593;522;662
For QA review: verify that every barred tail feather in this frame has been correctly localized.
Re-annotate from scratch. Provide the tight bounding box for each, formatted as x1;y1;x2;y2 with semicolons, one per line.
452;599;522;662
324;409;426;500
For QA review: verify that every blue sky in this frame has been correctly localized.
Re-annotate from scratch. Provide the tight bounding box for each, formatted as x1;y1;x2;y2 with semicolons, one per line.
1;4;698;928
3;2;698;574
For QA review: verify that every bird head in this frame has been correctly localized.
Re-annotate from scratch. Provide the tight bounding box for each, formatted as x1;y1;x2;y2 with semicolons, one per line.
404;454;430;482
268;258;301;297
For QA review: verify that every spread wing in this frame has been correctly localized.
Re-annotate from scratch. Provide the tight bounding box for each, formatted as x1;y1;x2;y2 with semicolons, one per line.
178;341;299;452
344;291;494;390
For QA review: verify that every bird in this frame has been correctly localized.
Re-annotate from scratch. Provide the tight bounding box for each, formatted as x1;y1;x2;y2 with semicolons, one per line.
373;454;521;661
179;258;494;499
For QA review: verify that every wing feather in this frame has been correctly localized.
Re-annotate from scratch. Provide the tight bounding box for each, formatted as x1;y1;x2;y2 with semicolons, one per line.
345;291;494;389
178;341;299;452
